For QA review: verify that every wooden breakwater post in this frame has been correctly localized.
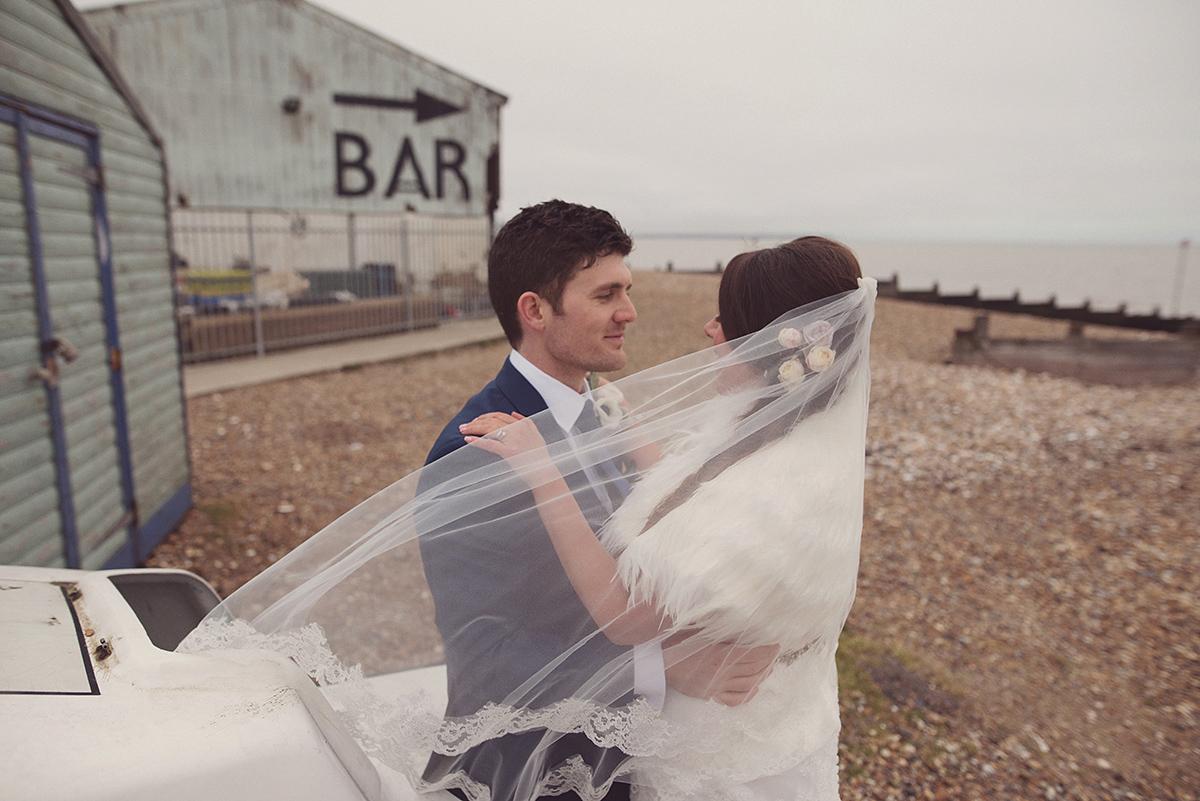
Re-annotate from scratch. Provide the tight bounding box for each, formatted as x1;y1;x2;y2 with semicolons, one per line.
879;274;1200;385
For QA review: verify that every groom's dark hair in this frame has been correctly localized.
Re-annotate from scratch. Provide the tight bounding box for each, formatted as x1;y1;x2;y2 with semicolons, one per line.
488;199;632;347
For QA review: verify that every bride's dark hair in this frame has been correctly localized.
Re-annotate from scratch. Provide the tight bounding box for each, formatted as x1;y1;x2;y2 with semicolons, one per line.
640;236;863;533
718;236;862;340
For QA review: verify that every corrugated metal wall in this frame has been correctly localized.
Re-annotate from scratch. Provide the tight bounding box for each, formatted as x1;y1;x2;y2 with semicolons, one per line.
0;0;190;568
84;0;506;217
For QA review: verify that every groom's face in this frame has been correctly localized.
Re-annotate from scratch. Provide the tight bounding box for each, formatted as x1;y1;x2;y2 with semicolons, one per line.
542;251;637;386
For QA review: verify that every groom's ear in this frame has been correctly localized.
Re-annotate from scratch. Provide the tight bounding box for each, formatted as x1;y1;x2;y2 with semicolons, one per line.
516;291;548;334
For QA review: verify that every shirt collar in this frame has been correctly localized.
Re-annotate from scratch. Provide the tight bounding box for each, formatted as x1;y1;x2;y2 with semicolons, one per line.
508;349;593;432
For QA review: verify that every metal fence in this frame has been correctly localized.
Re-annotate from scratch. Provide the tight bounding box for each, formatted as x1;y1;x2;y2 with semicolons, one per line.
171;209;493;362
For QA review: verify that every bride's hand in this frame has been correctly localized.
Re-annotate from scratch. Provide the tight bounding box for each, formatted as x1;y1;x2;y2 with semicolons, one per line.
663;636;780;707
460;411;525;442
464;413;556;484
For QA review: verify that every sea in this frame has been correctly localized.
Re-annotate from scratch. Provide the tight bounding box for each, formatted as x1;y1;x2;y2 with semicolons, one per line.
626;237;1198;319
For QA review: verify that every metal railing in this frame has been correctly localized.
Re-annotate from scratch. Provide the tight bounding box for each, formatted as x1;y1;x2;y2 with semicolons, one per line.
171;208;493;362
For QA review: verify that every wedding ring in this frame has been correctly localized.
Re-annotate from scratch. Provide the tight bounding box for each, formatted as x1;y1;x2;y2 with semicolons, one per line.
494;429;507;441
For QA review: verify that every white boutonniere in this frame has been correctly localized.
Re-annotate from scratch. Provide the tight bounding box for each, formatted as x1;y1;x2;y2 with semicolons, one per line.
593;383;628;429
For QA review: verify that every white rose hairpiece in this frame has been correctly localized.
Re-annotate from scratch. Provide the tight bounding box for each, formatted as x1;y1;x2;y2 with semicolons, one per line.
777;327;804;349
777;358;806;387
803;320;834;348
774;319;837;386
805;345;836;373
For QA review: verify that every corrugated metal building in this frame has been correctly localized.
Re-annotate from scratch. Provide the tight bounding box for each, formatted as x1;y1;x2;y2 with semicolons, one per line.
81;0;507;363
82;0;507;218
1;0;192;568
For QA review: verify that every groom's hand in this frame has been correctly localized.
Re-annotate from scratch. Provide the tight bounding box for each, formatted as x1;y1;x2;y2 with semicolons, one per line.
662;634;780;706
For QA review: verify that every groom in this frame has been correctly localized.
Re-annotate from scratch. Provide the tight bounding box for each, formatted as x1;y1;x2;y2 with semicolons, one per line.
420;200;774;801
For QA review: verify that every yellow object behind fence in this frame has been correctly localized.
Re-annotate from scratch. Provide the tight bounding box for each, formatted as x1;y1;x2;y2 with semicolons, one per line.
182;270;254;297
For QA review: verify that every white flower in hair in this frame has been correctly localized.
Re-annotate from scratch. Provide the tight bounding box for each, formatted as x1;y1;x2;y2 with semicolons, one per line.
806;346;836;373
777;327;804;349
778;358;806;387
803;320;834;347
593;384;627;429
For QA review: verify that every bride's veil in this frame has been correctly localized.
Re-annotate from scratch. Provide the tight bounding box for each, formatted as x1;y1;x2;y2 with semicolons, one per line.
181;278;876;801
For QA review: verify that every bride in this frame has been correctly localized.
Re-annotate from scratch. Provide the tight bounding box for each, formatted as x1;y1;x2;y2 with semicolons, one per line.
182;237;874;801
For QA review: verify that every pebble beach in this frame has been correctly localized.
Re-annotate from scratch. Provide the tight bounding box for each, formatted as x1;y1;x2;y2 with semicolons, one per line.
155;270;1198;800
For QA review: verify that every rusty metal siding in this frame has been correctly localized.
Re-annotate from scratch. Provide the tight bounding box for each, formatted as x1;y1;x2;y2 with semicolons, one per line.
0;0;190;568
83;0;506;216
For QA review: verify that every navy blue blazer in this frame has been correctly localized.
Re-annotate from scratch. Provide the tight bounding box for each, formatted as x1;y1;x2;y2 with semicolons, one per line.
419;358;632;799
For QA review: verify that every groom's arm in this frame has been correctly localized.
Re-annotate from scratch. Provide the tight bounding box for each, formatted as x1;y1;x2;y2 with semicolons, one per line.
662;633;780;707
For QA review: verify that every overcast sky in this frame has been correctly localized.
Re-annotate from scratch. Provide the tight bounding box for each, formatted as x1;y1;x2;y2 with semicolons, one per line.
78;0;1199;244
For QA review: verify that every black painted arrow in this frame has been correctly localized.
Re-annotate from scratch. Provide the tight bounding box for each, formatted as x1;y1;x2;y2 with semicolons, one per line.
333;90;463;122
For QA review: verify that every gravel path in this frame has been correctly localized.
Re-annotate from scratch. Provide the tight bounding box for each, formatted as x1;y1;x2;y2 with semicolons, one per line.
152;271;1198;800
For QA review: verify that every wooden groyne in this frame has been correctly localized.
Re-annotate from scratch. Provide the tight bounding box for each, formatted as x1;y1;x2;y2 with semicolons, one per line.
877;274;1200;335
877;274;1200;384
950;314;1200;385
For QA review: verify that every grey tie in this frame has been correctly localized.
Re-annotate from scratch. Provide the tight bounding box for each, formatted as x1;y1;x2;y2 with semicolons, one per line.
572;402;631;513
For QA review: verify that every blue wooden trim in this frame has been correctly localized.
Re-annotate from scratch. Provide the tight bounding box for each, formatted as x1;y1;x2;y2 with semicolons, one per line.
87;135;141;559
139;482;192;561
102;482;192;569
13;111;82;569
101;542;134;570
27;117;91;150
0;92;100;138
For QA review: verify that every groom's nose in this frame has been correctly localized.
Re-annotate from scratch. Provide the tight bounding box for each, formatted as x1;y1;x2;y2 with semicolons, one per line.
615;294;636;323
